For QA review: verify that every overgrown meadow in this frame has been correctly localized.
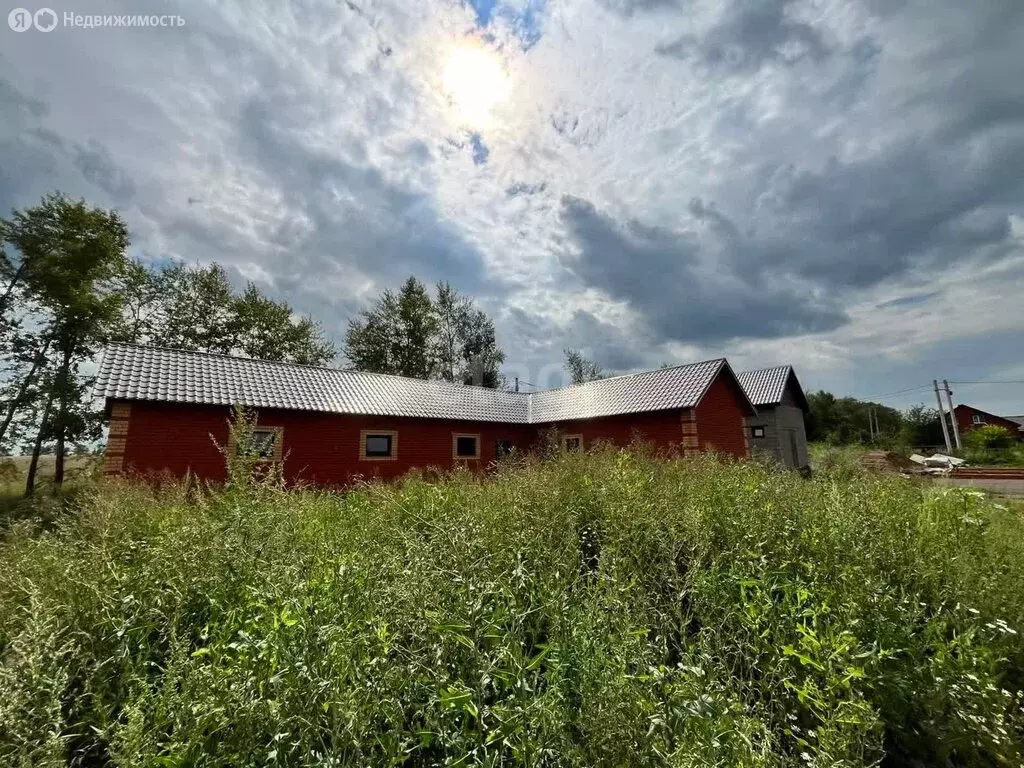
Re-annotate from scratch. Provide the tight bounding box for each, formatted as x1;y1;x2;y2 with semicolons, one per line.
1;449;1023;767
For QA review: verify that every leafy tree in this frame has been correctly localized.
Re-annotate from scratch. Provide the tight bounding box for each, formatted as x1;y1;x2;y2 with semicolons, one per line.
2;193;130;493
1;193;338;493
564;348;604;384
899;404;945;447
130;262;335;364
434;282;505;387
346;277;504;386
459;307;504;387
149;263;236;354
435;282;470;383
229;283;336;365
806;390;903;445
346;277;437;378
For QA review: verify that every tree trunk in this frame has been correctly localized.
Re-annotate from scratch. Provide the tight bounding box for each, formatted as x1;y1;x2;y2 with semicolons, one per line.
0;261;26;321
0;336;50;446
24;388;55;498
52;346;73;488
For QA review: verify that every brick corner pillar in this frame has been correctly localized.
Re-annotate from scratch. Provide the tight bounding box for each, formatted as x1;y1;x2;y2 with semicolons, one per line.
680;409;699;458
104;402;132;475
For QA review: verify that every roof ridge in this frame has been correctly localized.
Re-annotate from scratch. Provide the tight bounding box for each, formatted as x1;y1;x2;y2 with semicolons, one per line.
104;342;527;397
534;357;728;395
736;364;792;375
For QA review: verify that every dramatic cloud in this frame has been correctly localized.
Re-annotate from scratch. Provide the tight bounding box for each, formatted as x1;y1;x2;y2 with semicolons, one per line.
1;0;1022;410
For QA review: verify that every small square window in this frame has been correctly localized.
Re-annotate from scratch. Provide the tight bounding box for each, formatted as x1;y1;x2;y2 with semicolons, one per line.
563;435;583;452
361;430;397;460
751;426;765;438
236;426;281;461
454;434;480;459
365;435;392;456
495;440;514;458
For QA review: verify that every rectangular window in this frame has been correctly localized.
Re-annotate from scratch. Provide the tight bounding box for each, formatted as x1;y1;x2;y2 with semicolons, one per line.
751;426;765;438
235;426;282;461
360;430;398;461
453;433;480;459
495;440;514;458
563;435;583;452
972;415;985;425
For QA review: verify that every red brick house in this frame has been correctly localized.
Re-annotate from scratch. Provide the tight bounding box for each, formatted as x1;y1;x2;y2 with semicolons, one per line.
953;404;1024;440
96;344;759;485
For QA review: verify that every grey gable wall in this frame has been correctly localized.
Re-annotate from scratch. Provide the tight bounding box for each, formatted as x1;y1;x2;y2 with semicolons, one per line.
747;376;809;468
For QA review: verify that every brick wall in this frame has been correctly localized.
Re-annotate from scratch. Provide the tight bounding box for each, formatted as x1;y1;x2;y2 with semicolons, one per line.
694;371;750;458
118;400;535;486
535;408;693;454
110;368;754;484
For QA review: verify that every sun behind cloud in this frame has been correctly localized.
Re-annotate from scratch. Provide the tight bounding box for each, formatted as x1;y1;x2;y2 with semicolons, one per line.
442;41;510;128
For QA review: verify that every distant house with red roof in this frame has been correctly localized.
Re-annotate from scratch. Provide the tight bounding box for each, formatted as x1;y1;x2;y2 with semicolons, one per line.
953;405;1024;441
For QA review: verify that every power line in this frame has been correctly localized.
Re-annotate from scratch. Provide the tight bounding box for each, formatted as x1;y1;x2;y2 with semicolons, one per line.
948;380;1024;385
862;384;933;400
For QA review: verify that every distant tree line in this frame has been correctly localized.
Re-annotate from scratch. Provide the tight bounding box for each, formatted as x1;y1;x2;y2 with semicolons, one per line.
1;193;335;494
806;391;947;448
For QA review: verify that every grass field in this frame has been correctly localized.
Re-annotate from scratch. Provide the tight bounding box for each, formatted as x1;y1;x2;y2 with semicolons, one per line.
1;448;1023;766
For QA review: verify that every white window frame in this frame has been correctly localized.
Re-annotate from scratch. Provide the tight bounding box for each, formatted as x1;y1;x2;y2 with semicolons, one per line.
453;433;481;460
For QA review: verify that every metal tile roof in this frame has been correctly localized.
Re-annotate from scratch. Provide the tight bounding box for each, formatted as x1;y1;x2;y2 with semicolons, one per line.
96;344;747;424
95;344;528;423
736;366;792;406
530;359;727;422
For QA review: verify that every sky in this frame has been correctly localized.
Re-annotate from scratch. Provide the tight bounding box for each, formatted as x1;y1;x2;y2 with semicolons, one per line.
1;0;1023;414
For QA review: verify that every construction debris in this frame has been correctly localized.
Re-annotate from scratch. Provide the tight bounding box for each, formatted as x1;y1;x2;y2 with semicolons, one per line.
923;453;966;468
861;451;926;474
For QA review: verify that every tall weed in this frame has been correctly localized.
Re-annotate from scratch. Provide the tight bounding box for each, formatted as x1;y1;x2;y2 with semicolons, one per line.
1;449;1022;766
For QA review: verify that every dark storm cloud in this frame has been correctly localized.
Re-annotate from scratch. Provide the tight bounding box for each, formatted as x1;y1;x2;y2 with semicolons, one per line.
755;134;1024;288
72;141;137;203
559;196;847;345
0;75;136;211
655;0;829;70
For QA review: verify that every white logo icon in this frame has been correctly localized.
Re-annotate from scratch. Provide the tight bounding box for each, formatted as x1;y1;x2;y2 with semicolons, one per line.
34;7;57;32
8;7;32;31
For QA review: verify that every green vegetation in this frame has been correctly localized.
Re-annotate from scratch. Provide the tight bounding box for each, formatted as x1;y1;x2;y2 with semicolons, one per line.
806;394;946;449
2;450;1023;766
962;425;1024;466
345;277;505;387
1;193;337;498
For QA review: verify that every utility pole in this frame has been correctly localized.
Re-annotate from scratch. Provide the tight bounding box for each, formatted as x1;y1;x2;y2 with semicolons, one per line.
934;379;952;452
514;377;519;393
943;379;962;450
868;407;875;442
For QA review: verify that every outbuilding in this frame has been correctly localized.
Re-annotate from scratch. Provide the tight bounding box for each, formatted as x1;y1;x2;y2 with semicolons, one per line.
96;344;759;485
736;365;810;469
